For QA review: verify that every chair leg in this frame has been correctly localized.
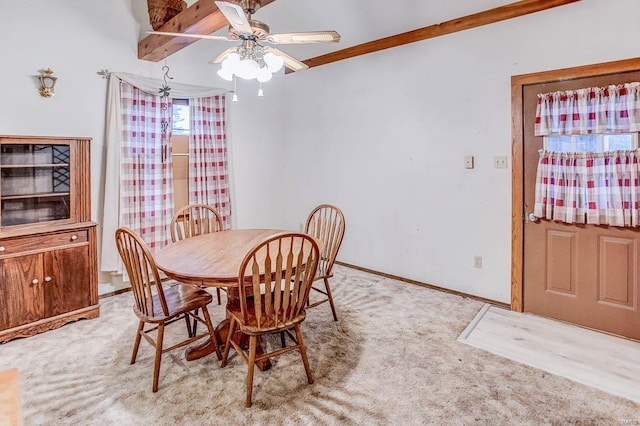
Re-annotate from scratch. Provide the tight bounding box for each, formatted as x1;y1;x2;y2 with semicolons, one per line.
246;335;257;408
216;288;222;305
323;277;338;321
130;320;144;365
201;306;222;360
191;308;199;337
280;331;286;348
184;313;193;337
152;323;165;393
221;318;237;368
295;324;314;384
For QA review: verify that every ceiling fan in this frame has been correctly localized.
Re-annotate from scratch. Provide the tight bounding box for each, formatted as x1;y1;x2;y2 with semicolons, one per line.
148;0;340;82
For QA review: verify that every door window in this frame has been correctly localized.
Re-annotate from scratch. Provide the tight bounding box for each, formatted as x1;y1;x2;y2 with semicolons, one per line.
544;133;637;153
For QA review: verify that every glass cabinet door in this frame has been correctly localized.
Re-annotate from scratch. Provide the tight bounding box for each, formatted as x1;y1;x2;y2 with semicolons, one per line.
0;144;71;227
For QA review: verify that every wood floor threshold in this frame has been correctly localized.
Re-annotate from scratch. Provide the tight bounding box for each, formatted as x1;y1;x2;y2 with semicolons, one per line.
335;261;509;309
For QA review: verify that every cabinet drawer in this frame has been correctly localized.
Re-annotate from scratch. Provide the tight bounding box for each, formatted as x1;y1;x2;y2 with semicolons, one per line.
0;230;88;255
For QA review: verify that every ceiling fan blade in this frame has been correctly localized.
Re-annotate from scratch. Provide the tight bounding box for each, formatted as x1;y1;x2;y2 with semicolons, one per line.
208;47;239;64
214;1;253;35
267;31;341;44
147;30;232;41
264;47;309;72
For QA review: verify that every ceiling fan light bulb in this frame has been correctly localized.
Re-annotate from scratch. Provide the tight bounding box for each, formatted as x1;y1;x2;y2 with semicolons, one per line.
257;67;273;83
217;67;234;81
236;58;260;80
226;52;240;64
264;52;284;73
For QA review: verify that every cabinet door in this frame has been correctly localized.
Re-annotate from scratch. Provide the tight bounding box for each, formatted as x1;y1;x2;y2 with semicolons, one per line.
43;245;91;317
0;254;44;329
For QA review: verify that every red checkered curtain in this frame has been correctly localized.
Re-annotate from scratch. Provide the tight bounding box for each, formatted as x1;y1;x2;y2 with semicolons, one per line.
535;83;640;136
534;150;640;226
120;80;174;251
188;95;231;229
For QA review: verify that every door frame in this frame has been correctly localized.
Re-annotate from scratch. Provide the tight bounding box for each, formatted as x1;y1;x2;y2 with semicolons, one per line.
510;56;640;312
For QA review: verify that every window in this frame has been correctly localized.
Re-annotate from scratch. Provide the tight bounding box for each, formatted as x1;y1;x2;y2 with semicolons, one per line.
544;133;638;153
172;99;190;135
171;99;190;212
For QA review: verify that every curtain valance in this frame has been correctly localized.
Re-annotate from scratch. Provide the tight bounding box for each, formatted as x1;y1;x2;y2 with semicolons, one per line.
533;149;640;227
534;82;640;136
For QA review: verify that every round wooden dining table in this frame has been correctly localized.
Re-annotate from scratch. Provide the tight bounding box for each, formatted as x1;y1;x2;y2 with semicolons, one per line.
154;228;297;367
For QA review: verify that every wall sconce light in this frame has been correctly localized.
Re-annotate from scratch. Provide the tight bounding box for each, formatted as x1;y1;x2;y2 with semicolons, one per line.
38;69;57;98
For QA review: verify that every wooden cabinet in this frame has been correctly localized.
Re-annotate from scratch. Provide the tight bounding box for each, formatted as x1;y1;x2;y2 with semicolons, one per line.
0;136;98;343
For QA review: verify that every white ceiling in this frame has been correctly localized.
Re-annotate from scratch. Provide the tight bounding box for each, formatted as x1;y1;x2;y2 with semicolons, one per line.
162;0;517;63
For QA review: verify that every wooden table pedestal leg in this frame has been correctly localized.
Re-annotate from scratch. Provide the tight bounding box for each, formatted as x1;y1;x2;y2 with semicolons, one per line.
185;288;272;370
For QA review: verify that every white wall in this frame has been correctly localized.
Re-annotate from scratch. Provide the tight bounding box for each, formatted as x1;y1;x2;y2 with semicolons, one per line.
3;0;640;303
278;0;640;303
0;0;285;292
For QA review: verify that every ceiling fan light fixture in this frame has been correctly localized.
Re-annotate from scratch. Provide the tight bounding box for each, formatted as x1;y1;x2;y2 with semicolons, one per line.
217;67;234;81
222;52;241;68
264;52;284;73
256;66;272;83
235;58;260;80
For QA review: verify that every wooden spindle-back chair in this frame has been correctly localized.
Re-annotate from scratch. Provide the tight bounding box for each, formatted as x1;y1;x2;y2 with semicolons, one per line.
171;203;225;305
115;227;221;392
304;204;345;321
221;232;320;407
170;203;225;242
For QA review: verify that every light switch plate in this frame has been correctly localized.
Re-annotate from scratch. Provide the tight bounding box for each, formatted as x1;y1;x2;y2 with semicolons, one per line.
464;155;474;169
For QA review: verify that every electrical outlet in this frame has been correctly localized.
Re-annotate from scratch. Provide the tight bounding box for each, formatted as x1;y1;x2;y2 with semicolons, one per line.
474;256;483;269
493;156;508;169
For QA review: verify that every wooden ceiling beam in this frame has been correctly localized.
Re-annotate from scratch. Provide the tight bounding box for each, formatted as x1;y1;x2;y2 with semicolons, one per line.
138;0;276;62
300;0;580;71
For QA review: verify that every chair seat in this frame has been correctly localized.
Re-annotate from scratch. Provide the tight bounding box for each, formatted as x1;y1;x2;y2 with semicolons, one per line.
227;296;306;334
136;284;213;322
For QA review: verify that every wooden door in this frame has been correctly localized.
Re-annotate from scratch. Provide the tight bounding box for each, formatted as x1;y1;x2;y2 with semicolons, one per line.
43;246;91;317
0;254;44;329
522;71;640;340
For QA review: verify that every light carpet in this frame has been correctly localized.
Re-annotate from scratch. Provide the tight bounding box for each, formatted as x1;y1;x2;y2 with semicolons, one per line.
1;265;639;425
458;304;640;403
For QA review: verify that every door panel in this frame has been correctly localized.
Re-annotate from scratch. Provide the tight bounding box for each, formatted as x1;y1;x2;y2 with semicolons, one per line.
599;236;636;309
43;246;91;317
523;71;640;340
0;254;44;329
545;230;577;295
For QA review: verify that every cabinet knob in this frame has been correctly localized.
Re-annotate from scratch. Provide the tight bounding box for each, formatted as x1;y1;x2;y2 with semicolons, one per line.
31;279;39;285
70;235;78;241
0;246;5;252
44;276;52;282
